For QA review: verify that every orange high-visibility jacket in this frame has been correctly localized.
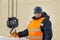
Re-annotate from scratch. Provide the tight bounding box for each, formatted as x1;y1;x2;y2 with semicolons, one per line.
28;17;45;40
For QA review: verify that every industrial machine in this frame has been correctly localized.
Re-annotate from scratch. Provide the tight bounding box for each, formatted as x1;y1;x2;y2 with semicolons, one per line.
7;0;18;34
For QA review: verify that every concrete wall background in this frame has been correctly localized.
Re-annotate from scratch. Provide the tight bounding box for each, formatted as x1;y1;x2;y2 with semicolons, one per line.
0;0;60;40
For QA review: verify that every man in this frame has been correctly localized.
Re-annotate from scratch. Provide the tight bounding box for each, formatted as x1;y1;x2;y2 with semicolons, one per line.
12;6;52;40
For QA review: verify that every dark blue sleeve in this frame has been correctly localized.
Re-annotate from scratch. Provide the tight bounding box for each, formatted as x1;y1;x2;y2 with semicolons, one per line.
18;29;28;38
41;19;53;40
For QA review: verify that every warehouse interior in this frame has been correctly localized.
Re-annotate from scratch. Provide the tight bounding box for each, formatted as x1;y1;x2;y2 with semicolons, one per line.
0;0;60;40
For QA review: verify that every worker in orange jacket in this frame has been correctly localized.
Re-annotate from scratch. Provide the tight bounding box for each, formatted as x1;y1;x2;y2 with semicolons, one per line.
12;6;52;40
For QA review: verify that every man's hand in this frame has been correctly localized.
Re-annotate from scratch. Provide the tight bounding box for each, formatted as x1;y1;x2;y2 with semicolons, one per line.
11;31;19;38
8;32;21;40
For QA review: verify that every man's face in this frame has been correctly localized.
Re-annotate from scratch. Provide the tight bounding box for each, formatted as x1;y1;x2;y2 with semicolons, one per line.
34;13;42;18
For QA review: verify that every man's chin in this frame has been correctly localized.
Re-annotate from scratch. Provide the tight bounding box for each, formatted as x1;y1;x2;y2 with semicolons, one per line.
35;17;41;18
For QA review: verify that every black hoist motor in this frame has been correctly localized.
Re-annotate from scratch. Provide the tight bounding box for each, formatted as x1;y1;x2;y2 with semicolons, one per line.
7;17;18;29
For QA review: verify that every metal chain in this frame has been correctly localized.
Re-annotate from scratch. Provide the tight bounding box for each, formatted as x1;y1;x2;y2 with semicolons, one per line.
8;0;10;18
8;0;18;18
12;0;14;17
16;0;18;18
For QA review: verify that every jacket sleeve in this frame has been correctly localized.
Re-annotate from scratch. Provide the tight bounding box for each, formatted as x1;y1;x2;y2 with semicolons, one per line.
41;19;53;40
18;29;28;38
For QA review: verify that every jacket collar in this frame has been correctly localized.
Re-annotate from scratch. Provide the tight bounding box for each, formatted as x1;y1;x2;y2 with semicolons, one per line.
32;12;50;20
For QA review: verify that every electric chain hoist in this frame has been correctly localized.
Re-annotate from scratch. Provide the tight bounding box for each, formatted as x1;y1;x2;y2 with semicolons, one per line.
7;0;18;34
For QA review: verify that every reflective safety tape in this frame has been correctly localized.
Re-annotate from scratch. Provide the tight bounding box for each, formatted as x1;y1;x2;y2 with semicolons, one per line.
28;28;41;32
28;36;43;39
